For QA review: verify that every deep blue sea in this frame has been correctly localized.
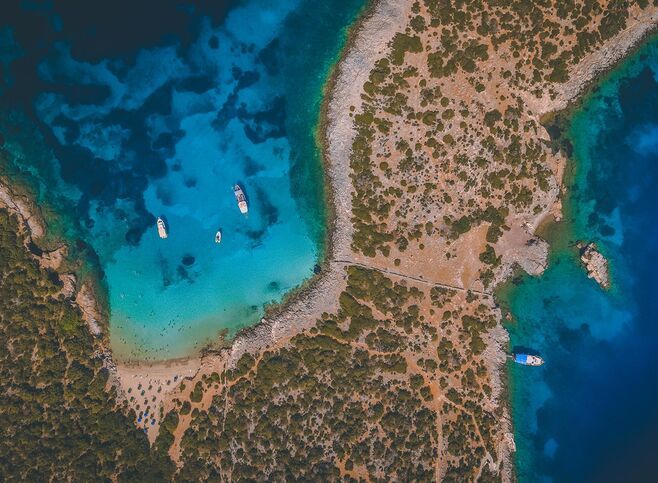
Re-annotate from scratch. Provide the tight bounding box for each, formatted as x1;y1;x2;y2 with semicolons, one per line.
505;37;658;482
0;0;364;360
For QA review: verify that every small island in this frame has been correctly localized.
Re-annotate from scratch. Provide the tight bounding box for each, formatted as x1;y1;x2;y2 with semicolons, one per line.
578;241;611;290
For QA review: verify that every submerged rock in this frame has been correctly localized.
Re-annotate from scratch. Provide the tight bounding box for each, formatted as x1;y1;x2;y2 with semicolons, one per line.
578;242;610;289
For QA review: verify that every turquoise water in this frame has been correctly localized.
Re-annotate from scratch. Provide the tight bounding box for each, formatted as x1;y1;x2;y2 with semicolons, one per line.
0;0;364;360
506;37;658;481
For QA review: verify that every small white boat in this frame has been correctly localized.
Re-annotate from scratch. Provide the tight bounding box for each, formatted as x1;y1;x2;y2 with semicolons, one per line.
215;230;222;244
157;217;168;239
513;353;544;366
234;184;248;214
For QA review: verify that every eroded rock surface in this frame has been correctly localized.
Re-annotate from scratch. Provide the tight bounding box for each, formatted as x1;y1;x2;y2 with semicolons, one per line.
579;242;610;289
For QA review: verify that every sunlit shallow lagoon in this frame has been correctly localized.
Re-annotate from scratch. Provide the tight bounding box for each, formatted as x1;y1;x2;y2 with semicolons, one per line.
0;0;364;360
505;36;658;482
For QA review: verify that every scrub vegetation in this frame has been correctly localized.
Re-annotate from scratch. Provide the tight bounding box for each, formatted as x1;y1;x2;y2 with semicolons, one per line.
0;209;173;481
172;267;502;481
0;201;503;480
349;0;653;286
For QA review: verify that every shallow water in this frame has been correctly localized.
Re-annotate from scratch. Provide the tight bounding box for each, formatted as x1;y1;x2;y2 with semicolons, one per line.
0;0;364;360
505;37;658;482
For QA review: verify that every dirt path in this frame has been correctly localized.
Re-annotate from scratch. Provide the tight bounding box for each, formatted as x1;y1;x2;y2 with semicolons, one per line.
333;259;493;297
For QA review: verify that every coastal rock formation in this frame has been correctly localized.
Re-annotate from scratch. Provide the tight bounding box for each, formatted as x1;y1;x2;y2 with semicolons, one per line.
0;179;44;238
324;0;411;264
38;245;68;271
531;7;658;116
75;283;103;336
495;216;550;284
0;207;171;481
516;238;550;276
578;242;610;289
223;0;414;369
0;180;104;331
59;273;77;299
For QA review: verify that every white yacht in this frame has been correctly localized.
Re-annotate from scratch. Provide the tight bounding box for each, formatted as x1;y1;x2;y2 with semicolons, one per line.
234;184;248;214
157;217;168;239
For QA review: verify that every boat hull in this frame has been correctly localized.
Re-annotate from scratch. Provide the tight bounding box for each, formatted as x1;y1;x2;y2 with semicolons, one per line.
513;353;544;366
234;185;248;214
157;218;168;238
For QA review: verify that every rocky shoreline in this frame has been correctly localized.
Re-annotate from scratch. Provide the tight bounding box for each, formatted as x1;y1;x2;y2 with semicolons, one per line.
495;7;658;480
0;178;104;336
0;178;45;239
524;8;658;116
222;0;412;367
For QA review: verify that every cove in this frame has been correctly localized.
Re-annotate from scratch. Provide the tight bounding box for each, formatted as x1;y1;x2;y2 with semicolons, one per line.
0;0;364;361
503;36;658;481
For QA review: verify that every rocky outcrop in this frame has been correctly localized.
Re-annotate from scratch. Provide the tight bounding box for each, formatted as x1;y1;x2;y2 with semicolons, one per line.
39;245;68;271
516;237;550;276
59;273;77;299
0;178;105;336
493;216;550;287
76;283;102;336
578;242;610;289
526;8;658;115
0;179;45;238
